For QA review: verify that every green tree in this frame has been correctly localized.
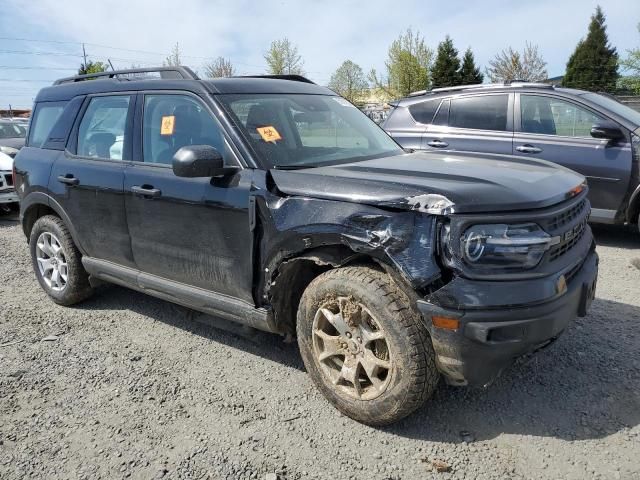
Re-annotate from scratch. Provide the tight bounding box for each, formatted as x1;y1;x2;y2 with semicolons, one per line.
459;48;484;85
328;60;368;104
370;28;433;99
619;23;640;94
78;61;107;75
164;42;182;67
431;36;461;87
264;38;304;75
486;43;547;82
562;6;619;92
204;57;236;78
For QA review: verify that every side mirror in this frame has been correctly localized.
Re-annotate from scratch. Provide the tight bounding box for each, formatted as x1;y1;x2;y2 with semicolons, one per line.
172;145;239;178
590;121;625;140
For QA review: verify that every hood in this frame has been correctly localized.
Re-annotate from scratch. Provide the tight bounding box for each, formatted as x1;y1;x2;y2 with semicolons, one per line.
269;151;586;214
0;151;13;171
0;137;25;150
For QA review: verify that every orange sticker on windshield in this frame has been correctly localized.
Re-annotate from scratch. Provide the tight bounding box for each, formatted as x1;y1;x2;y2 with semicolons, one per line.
160;115;175;135
256;126;282;143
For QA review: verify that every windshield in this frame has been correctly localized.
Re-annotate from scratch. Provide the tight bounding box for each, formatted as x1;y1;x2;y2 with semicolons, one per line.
217;94;403;169
581;93;640;126
0;122;27;139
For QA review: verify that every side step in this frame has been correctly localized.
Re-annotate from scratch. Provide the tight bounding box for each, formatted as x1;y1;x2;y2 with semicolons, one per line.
82;257;279;334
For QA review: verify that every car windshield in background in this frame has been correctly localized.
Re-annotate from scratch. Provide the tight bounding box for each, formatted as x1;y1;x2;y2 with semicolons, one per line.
0;122;27;139
217;94;402;169
581;93;640;126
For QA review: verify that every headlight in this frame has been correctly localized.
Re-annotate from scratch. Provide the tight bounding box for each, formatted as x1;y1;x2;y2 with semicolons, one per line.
459;223;554;269
0;146;19;157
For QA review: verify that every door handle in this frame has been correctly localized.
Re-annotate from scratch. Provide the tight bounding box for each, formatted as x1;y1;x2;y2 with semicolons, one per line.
131;185;162;198
516;144;542;154
427;139;449;148
57;174;79;186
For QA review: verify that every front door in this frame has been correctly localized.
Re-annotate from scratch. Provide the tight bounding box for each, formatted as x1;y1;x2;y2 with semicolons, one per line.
422;93;514;155
48;94;135;267
124;92;254;302
514;93;633;214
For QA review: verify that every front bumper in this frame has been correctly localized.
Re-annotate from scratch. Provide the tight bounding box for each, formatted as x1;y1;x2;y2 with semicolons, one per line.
0;189;18;204
0;171;17;204
417;248;599;387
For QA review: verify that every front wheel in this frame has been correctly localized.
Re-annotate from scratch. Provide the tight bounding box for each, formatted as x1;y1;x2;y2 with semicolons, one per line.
297;266;439;426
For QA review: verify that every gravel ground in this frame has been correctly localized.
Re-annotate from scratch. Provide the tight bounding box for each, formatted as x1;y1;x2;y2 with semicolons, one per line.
1;213;639;480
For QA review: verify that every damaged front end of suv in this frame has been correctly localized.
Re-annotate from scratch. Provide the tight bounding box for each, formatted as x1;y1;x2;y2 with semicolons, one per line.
254;151;597;391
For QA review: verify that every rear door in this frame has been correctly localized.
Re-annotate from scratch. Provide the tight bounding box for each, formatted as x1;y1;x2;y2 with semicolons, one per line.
422;93;514;154
48;93;135;266
513;93;632;214
384;98;441;150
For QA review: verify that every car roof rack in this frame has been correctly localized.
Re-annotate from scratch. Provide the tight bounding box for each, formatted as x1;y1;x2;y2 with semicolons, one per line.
408;80;554;97
53;66;200;85
235;74;316;84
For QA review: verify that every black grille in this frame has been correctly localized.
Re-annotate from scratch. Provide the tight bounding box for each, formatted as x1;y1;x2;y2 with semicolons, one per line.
5;173;13;186
546;199;587;232
549;218;587;261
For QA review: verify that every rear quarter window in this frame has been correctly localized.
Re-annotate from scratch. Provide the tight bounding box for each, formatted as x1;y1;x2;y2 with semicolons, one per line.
29;101;67;147
408;99;441;124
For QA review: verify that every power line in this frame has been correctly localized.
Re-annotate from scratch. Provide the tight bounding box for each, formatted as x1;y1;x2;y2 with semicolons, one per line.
0;65;76;70
0;78;55;82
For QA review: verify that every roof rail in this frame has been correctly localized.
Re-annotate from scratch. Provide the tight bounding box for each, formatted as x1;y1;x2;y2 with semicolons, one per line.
53;66;200;85
235;74;316;84
407;80;554;97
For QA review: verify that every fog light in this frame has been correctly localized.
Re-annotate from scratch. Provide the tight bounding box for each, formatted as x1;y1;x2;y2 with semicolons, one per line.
432;316;459;330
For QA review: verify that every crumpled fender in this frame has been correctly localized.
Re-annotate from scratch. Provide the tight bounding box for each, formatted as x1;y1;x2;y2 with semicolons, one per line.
255;191;441;300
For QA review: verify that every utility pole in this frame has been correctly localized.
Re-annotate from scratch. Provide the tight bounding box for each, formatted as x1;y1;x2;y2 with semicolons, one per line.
82;43;87;69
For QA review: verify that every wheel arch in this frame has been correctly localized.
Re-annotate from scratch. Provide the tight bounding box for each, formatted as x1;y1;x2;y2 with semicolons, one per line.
627;183;640;226
267;245;386;336
21;193;86;253
266;244;423;337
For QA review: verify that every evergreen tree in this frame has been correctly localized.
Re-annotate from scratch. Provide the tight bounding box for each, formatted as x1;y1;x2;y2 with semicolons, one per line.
562;6;618;92
78;61;107;75
459;48;484;85
431;36;461;87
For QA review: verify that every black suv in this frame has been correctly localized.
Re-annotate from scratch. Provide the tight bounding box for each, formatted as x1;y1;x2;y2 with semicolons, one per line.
14;67;598;425
383;82;640;230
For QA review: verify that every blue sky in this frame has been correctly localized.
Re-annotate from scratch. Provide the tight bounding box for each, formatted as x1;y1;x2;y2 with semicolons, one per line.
1;0;639;108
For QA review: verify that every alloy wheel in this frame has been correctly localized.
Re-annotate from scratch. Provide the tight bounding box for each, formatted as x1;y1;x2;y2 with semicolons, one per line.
35;231;69;292
312;296;393;400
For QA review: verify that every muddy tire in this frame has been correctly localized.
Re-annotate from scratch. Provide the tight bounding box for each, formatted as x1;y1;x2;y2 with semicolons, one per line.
29;215;93;306
297;266;439;426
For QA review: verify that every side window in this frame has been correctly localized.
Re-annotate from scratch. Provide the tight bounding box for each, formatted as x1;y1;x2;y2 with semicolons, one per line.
449;95;509;131
77;96;130;160
29;102;67;147
143;94;224;165
521;95;605;137
408;99;441;124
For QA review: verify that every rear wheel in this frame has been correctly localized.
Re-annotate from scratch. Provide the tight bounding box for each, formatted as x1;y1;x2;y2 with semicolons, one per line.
297;266;439;426
29;215;93;305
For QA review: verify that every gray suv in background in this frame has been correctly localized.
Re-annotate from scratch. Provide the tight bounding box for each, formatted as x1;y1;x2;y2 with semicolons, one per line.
383;83;640;230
